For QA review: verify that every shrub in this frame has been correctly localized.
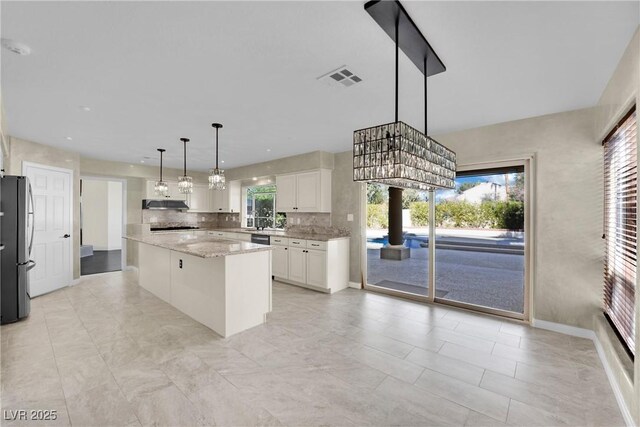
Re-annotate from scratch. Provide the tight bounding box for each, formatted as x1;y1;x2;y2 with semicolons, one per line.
367;204;388;229
500;201;524;230
409;202;429;226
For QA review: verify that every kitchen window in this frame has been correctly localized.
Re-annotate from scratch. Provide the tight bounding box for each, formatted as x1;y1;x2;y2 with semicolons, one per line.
245;184;286;229
603;104;637;357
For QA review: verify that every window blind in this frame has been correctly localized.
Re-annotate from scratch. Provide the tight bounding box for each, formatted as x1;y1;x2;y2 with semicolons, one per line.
603;105;637;356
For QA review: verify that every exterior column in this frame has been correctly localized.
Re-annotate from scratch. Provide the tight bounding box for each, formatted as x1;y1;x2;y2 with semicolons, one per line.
388;187;403;245
380;186;410;260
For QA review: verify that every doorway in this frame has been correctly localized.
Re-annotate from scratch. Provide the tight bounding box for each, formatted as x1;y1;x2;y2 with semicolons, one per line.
80;178;125;276
433;165;526;318
364;160;530;321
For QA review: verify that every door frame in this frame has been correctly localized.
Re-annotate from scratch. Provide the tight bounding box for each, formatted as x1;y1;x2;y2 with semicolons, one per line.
361;156;535;323
80;175;128;273
22;161;74;291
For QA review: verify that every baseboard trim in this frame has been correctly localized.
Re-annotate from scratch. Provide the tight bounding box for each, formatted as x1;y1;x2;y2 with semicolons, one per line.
348;281;361;289
124;265;139;273
531;318;594;339
532;318;634;427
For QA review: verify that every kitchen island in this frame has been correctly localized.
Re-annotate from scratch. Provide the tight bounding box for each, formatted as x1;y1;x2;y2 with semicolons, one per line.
125;232;273;337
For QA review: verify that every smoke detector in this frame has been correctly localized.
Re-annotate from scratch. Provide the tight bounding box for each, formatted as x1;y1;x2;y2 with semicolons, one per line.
1;39;31;56
318;65;363;88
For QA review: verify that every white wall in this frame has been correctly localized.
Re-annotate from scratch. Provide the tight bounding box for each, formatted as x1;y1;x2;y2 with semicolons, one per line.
82;179;123;250
82;180;108;249
107;181;123;250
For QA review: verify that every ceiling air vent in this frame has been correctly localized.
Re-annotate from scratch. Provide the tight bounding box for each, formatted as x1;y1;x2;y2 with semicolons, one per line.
318;66;363;88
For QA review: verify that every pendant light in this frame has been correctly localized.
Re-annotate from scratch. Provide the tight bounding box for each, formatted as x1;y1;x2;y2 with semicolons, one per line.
208;123;226;190
154;148;169;197
177;137;193;194
353;0;456;191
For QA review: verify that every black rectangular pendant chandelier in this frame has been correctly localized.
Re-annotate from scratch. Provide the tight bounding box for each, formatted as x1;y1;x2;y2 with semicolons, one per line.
353;0;456;191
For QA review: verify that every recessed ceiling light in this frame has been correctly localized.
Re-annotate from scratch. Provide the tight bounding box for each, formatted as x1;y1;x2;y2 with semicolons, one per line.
266;148;271;152
221;160;225;164
65;136;73;141
79;106;91;112
252;177;257;181
1;39;31;56
140;160;145;164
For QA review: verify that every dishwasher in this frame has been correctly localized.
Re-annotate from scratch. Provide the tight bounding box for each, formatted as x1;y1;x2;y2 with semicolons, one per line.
250;234;270;245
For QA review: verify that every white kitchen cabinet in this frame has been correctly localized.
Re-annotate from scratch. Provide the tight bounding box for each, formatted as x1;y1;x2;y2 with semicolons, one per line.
305;249;326;287
145;180;187;201
272;246;289;279
274;238;349;293
275;174;297;211
287;247;307;283
209;181;241;213
275;169;331;213
188;184;211;212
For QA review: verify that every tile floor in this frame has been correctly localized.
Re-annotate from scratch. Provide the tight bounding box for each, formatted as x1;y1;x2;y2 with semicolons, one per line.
1;271;624;426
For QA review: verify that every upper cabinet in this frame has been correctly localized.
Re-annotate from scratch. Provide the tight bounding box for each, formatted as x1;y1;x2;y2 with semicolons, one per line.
187;184;210;212
145;180;187;201
209;180;241;213
276;169;331;213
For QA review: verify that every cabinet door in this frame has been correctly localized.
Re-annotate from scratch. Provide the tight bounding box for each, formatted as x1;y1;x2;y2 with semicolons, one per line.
167;182;187;201
272;246;288;279
306;249;326;287
276;174;297;212
188;185;210;212
227;181;241;213
288;247;306;283
218;188;230;212
295;171;320;212
210;189;223;212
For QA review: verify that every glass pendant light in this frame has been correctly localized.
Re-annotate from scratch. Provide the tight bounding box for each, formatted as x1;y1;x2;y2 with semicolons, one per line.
154;148;169;197
208;123;226;190
177;137;193;194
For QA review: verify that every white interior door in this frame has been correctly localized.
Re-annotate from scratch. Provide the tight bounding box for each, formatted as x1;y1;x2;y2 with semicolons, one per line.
23;162;72;297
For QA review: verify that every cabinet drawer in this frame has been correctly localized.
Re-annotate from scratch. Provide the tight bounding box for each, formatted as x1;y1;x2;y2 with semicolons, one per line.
289;239;307;248
306;240;327;251
271;237;289;246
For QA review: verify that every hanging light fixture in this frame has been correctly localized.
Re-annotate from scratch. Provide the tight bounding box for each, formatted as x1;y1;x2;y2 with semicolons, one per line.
154;148;169;197
209;123;226;190
353;0;456;191
177;137;193;194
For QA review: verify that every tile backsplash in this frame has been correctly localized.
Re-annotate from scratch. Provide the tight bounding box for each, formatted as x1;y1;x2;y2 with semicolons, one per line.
139;210;347;235
141;210;240;229
285;212;349;236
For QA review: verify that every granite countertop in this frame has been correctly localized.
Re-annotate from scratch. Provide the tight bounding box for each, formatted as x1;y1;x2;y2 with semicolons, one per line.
125;233;273;258
201;227;350;242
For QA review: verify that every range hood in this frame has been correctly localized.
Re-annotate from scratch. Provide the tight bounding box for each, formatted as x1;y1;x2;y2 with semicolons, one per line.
142;199;190;210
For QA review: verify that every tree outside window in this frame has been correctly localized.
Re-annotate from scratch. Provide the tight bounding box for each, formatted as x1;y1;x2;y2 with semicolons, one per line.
246;185;286;229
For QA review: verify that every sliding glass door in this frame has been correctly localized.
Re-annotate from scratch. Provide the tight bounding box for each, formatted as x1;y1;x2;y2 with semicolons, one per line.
365;163;528;319
366;183;430;297
434;166;526;317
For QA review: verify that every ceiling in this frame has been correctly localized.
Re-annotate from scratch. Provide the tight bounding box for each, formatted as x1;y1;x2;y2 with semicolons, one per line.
2;1;638;171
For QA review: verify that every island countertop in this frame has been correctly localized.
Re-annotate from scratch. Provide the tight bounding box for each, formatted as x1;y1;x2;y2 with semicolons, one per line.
200;227;350;242
125;232;273;258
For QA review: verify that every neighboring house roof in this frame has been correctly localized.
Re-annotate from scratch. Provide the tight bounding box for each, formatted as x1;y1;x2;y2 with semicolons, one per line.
442;182;508;204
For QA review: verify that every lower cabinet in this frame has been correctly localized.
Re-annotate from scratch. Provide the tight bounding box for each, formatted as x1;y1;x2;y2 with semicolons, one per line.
287;247;307;283
273;238;349;293
305;249;326;287
272;246;289;278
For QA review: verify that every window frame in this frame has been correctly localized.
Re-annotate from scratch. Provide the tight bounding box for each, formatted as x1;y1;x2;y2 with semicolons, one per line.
602;104;637;358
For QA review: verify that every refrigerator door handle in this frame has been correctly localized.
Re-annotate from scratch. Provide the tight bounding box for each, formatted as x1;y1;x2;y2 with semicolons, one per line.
28;182;35;257
26;260;36;271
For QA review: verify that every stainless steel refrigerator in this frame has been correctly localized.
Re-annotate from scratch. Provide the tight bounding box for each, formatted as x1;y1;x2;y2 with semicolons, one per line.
0;175;35;324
